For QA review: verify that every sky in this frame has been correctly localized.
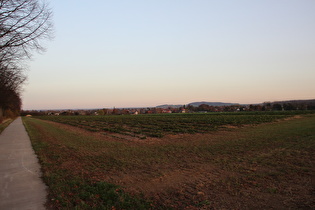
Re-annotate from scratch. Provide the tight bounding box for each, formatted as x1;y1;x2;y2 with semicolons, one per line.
22;0;315;110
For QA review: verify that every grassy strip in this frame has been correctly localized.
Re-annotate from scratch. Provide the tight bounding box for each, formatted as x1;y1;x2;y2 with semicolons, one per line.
23;115;315;209
0;118;13;134
23;117;151;209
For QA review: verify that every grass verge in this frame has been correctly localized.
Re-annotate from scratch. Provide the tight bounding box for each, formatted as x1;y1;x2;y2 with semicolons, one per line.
23;117;151;209
0;118;13;134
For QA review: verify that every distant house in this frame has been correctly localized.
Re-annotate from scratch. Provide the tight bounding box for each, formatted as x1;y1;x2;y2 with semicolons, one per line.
162;109;172;114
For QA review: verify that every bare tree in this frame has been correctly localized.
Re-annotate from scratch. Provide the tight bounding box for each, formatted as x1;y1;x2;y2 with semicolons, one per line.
0;0;53;119
0;0;53;66
0;63;25;120
0;64;25;91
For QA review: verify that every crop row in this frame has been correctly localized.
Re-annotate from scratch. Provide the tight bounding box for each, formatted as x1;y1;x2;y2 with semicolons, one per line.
34;112;299;139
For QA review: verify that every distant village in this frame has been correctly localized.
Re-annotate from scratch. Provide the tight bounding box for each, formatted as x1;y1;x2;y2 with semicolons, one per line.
21;99;315;116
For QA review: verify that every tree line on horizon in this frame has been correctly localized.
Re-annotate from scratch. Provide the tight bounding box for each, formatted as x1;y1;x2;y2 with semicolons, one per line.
187;101;315;112
0;0;53;122
21;99;315;117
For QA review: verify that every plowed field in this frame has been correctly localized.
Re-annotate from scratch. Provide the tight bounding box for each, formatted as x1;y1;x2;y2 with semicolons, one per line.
23;113;315;209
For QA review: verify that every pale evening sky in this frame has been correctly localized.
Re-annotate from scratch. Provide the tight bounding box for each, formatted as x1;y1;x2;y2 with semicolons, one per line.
23;0;315;110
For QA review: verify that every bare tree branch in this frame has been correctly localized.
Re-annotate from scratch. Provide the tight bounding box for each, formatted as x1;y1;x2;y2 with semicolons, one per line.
0;0;53;65
0;0;53;117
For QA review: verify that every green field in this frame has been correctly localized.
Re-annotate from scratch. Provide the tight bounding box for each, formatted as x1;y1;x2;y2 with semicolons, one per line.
34;111;308;139
23;112;315;209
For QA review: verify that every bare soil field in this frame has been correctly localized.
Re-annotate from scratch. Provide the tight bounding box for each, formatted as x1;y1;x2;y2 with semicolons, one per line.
23;114;315;209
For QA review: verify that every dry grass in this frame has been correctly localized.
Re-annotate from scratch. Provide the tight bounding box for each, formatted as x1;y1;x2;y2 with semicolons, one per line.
23;114;315;209
0;118;13;134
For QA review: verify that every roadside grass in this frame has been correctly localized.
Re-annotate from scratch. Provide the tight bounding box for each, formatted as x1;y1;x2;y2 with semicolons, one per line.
0;118;13;134
23;117;152;209
23;114;315;209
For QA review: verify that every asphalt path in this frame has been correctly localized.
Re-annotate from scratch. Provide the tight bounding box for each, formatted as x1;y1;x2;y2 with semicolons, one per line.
0;117;47;210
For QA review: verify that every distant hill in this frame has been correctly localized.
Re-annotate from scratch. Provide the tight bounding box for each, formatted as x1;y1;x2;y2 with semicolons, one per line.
188;102;239;107
156;102;240;108
268;99;315;105
156;104;184;109
155;99;315;109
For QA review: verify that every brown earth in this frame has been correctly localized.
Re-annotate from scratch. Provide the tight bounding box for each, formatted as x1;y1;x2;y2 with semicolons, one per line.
35;118;315;209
